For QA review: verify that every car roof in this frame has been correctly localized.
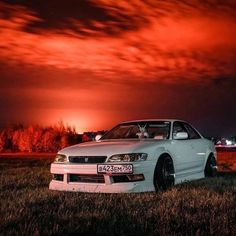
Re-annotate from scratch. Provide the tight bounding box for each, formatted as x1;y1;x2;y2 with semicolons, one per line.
121;119;187;124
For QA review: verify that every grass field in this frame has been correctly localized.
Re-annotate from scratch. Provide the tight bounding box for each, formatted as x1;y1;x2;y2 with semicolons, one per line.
0;153;236;235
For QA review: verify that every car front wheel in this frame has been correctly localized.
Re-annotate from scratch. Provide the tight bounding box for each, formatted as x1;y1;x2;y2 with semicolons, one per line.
154;155;175;191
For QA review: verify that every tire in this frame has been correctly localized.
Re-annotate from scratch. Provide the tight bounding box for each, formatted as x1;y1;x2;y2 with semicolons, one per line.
204;155;217;177
154;155;175;191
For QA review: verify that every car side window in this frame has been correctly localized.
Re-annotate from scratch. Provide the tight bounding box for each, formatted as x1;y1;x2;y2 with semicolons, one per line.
172;122;188;139
183;123;201;139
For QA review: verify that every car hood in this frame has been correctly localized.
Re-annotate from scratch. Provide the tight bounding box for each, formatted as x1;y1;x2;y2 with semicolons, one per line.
59;140;162;157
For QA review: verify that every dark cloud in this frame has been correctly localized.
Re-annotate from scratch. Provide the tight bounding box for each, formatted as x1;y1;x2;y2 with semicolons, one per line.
2;0;236;36
1;1;236;83
1;0;146;36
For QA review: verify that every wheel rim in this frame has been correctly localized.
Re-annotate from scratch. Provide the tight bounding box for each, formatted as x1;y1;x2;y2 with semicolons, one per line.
210;157;217;168
162;158;174;188
205;156;217;177
209;157;217;175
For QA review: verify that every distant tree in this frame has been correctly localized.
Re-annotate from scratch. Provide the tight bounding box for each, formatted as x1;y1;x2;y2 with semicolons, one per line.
60;134;70;149
55;120;66;133
0;131;7;152
16;128;33;152
0;121;92;152
32;128;43;152
2;128;14;151
12;129;21;151
42;129;61;152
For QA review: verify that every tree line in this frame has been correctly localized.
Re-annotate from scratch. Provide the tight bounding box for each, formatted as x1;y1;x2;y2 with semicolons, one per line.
0;122;82;153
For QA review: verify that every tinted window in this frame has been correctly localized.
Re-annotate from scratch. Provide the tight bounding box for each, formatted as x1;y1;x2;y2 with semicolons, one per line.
172;122;188;139
183;123;201;139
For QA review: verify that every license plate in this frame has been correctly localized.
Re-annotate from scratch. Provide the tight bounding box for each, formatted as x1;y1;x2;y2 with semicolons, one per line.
97;164;133;174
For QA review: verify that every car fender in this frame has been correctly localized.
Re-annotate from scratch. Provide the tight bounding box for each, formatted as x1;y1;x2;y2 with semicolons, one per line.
204;147;217;168
204;142;217;167
153;146;175;166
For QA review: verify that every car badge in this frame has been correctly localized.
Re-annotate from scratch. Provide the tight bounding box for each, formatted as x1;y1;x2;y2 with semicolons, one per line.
84;157;89;163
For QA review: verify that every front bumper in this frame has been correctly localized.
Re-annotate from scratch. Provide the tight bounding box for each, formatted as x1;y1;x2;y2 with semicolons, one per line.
49;162;154;193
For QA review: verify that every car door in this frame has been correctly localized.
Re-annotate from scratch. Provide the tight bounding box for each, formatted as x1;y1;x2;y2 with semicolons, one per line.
182;122;206;172
171;121;200;179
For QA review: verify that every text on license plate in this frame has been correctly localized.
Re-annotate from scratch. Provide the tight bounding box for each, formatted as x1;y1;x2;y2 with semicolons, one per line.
97;164;133;174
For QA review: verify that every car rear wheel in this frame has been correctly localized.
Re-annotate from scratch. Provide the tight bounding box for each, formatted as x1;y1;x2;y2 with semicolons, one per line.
204;155;217;177
154;155;175;191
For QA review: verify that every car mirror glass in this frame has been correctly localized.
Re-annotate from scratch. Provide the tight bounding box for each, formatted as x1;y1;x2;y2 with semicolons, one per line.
174;132;188;140
95;134;102;141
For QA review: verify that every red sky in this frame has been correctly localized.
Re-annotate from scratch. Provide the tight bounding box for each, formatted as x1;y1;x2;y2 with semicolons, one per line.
0;0;236;135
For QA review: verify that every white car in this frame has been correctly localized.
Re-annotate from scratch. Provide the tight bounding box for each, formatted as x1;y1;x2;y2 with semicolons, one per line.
49;119;217;193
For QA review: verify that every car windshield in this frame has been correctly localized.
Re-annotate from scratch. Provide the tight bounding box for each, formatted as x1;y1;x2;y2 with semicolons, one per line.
101;121;170;140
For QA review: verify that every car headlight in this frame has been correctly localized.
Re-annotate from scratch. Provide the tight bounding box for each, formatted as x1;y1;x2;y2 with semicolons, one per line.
107;153;147;162
54;154;67;163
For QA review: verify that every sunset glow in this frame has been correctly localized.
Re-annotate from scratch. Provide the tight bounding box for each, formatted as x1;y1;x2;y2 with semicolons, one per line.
0;0;236;135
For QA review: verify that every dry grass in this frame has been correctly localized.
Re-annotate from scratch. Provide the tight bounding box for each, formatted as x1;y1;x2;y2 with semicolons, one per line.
0;155;236;236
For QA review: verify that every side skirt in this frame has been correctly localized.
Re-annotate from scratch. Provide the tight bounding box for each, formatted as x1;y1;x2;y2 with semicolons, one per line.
175;170;205;184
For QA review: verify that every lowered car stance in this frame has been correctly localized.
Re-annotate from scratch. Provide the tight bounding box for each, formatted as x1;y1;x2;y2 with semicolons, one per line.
49;119;217;193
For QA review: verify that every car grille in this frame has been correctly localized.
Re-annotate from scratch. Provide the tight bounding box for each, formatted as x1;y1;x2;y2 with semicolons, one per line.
68;156;107;164
69;174;105;183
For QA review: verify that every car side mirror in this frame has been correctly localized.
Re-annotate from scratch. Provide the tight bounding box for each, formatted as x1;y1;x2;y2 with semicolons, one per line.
174;132;188;140
95;134;102;141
